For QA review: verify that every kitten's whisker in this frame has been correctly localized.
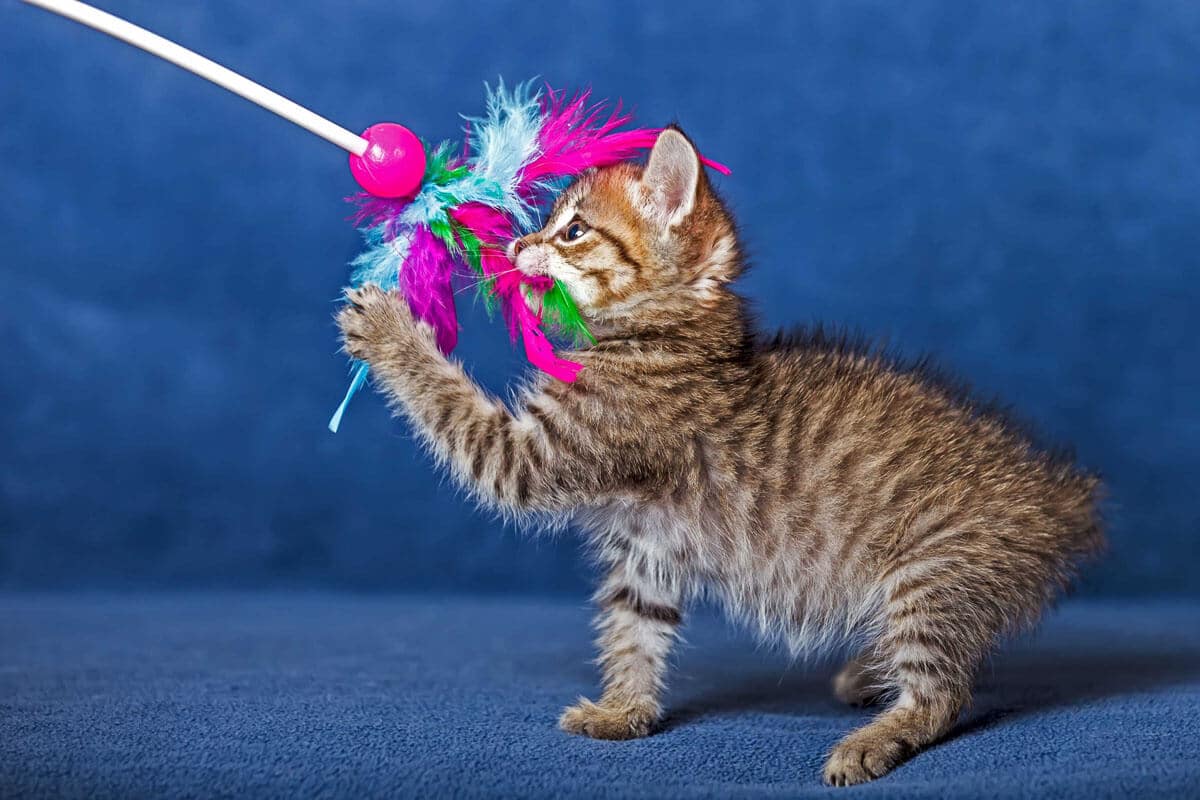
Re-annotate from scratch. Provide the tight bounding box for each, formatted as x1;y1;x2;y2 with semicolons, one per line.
454;266;528;296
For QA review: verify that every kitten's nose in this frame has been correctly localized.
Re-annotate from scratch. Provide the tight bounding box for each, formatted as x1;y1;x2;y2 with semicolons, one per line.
507;237;528;264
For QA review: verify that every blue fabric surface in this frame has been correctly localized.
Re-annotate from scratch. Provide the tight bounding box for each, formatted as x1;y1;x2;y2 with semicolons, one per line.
2;0;1199;595
2;593;1197;798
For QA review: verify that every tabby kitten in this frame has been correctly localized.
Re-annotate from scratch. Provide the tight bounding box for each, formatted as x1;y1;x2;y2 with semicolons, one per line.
337;128;1103;786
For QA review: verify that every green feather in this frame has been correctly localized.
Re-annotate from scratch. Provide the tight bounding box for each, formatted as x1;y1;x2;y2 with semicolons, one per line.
450;222;484;277
423;141;471;186
541;280;595;345
428;214;459;256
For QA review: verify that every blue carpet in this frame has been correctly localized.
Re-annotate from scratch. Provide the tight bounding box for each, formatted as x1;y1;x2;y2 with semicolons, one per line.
2;594;1197;798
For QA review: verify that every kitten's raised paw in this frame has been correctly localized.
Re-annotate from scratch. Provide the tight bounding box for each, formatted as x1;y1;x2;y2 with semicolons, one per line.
337;285;414;362
823;729;910;786
558;698;656;741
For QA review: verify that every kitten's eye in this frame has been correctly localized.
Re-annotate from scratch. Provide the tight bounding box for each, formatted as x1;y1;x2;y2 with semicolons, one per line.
560;219;589;242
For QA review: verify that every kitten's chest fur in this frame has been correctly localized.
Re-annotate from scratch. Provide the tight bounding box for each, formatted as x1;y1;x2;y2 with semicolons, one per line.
579;429;887;654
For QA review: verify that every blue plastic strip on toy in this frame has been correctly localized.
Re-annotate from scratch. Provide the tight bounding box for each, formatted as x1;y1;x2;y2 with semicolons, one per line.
327;361;370;433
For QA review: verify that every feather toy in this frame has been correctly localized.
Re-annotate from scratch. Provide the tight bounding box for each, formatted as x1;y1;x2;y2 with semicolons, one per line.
337;81;730;429
20;1;729;432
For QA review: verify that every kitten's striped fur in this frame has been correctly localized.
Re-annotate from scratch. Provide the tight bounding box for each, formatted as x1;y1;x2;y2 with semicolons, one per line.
338;128;1104;786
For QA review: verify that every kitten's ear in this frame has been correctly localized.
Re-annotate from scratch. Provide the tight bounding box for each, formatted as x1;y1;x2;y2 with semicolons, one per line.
641;127;700;227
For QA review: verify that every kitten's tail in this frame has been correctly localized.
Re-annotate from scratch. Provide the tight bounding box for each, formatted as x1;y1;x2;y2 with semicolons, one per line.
1057;467;1108;575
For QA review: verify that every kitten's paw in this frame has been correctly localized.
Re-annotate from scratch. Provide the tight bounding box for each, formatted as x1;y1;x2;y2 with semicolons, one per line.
336;285;419;363
832;659;886;707
823;729;910;786
558;698;657;741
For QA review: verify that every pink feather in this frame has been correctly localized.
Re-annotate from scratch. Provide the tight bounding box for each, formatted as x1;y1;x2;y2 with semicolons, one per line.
520;87;730;190
400;225;458;354
450;203;512;245
509;293;584;382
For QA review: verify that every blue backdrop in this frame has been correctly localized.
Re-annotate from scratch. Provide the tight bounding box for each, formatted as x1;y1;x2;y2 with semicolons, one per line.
1;0;1196;595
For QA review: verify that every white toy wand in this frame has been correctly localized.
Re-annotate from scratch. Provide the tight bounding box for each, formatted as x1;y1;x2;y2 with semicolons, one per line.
19;0;428;198
21;0;433;432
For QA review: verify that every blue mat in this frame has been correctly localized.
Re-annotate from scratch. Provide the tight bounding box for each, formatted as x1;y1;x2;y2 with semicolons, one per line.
2;593;1197;798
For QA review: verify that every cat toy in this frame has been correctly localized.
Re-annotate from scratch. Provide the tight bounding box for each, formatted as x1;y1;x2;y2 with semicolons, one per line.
20;0;728;431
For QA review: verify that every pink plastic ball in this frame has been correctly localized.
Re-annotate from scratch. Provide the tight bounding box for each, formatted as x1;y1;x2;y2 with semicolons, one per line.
349;123;426;199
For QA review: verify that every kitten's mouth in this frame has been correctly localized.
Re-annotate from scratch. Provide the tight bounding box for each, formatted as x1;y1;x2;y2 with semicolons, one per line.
515;259;550;279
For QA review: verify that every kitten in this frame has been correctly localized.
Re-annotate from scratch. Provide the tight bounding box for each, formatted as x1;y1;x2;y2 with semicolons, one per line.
337;127;1104;786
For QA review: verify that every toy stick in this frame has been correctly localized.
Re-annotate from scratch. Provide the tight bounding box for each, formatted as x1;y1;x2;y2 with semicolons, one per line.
20;0;427;198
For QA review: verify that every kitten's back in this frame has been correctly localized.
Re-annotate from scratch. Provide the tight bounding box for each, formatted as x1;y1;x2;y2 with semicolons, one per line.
753;326;1104;615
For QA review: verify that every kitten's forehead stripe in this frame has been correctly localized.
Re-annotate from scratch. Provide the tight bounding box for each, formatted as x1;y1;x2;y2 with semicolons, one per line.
588;223;649;275
545;205;577;238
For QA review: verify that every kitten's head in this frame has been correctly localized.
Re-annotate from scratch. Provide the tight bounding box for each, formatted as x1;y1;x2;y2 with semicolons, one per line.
507;127;740;327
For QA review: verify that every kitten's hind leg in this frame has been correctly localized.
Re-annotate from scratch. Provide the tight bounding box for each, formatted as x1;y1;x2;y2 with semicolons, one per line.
560;554;683;741
825;564;989;785
823;687;966;787
832;650;888;707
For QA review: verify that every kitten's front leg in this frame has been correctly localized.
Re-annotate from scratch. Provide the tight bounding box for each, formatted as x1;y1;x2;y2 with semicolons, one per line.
338;286;558;513
560;555;683;740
